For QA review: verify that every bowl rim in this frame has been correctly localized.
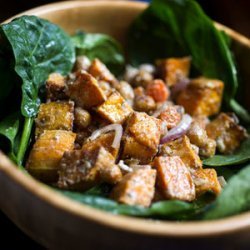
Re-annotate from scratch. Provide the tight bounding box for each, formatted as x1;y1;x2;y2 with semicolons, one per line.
1;0;250;238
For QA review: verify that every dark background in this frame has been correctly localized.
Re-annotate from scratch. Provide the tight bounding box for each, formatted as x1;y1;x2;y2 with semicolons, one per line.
0;0;249;249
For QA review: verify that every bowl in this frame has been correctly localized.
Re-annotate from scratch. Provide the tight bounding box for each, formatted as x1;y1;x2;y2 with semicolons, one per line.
1;1;250;249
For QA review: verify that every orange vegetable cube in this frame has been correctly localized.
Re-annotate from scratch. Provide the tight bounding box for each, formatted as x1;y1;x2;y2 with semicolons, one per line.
146;79;170;102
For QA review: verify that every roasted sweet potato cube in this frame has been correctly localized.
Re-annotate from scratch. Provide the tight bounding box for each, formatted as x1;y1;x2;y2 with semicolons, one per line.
111;169;156;207
191;168;221;196
153;156;195;201
35;101;74;137
67;71;106;109
160;136;202;169
176;77;224;117
88;59;117;84
58;147;122;190
206;113;248;154
26;130;76;182
96;91;133;124
97;148;123;185
46;73;67;101
156;57;191;86
122;112;161;163
159;105;182;129
82;132;119;158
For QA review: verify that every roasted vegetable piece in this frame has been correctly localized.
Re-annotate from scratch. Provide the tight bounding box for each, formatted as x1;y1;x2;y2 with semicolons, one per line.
115;81;135;105
67;70;106;109
96;91;133;124
88;58;117;84
134;94;156;113
159;105;182;129
191;168;221;196
46;73;67;101
159;136;202;169
153;156;195;201
58;147;122;190
74;107;91;129
187;121;216;158
146;79;170;102
35;101;74;137
97;147;123;185
111;169;156;207
176;77;224;117
206;113;248;154
122;112;161;163
74;56;91;72
82;132;119;158
156;57;191;87
26;130;76;182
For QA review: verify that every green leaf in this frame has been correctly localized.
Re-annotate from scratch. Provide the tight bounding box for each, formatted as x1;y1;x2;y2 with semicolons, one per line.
71;31;125;75
0;113;19;160
1;15;75;117
57;189;209;220
127;0;250;122
204;164;250;219
203;138;250;167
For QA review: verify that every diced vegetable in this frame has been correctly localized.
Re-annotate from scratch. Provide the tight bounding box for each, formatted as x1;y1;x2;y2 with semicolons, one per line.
146;79;170;102
177;77;224;117
35;101;74;137
96;91;133;124
26;130;76;182
153;156;195;201
111;169;156;207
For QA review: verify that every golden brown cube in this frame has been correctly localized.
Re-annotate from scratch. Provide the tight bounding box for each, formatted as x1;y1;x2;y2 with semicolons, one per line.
26;130;76;182
159;106;182;129
191;168;221;196
153;156;195;201
58;147;122;190
88;58;117;84
156;57;191;86
67;71;106;109
176;77;224;117
160;136;202;169
46;73;67;101
111;169;156;207
122;112;161;163
96;91;133;124
35;101;74;137
82;132;119;158
206;113;248;154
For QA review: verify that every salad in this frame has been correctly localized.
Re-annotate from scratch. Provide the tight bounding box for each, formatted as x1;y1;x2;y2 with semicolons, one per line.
0;0;250;221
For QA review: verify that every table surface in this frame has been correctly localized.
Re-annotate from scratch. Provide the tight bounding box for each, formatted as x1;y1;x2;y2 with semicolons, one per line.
0;0;249;248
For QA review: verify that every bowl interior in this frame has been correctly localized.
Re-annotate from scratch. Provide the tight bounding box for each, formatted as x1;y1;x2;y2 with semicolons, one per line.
1;0;250;240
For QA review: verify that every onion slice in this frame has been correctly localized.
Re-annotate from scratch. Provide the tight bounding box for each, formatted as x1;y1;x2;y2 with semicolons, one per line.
160;114;193;144
171;77;190;98
218;176;227;188
89;124;123;149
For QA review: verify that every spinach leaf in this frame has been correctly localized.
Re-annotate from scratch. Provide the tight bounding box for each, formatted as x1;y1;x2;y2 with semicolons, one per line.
203;138;250;167
0;113;19;161
1;15;75;117
0;16;75;165
128;0;250;123
204;164;250;219
58;190;195;219
71;31;125;75
57;188;213;220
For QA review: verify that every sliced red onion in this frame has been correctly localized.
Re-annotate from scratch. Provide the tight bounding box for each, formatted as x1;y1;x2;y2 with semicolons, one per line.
171;77;190;98
89;124;123;149
160;114;193;144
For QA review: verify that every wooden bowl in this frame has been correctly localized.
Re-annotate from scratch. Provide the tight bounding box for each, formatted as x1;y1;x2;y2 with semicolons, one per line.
1;1;250;249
